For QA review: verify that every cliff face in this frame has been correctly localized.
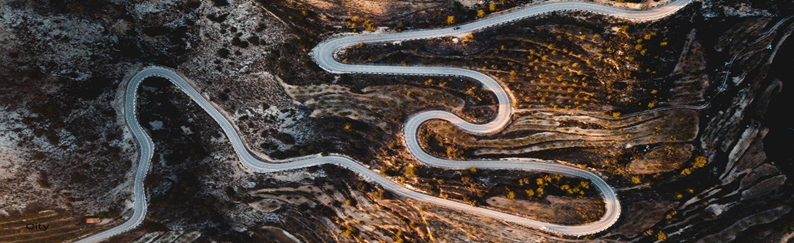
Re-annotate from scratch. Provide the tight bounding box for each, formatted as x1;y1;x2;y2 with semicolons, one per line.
650;17;794;243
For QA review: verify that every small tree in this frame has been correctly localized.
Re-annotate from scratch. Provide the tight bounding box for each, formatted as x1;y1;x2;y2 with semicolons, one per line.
656;231;667;241
404;165;417;178
693;156;707;168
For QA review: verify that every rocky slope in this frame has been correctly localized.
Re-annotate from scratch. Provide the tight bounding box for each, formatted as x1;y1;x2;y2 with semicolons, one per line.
0;0;792;242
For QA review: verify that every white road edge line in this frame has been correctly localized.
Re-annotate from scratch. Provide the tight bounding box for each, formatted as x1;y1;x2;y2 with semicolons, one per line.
75;0;691;242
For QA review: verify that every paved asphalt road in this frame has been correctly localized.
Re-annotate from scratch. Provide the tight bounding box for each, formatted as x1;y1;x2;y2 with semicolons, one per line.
75;0;690;242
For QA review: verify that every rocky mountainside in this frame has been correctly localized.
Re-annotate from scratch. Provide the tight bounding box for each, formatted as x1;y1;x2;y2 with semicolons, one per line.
0;0;792;242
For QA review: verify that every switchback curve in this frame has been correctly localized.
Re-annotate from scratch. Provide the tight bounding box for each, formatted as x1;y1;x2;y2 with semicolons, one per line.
76;1;691;242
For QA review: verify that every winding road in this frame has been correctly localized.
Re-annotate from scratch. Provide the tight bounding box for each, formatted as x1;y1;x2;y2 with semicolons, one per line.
76;0;691;242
